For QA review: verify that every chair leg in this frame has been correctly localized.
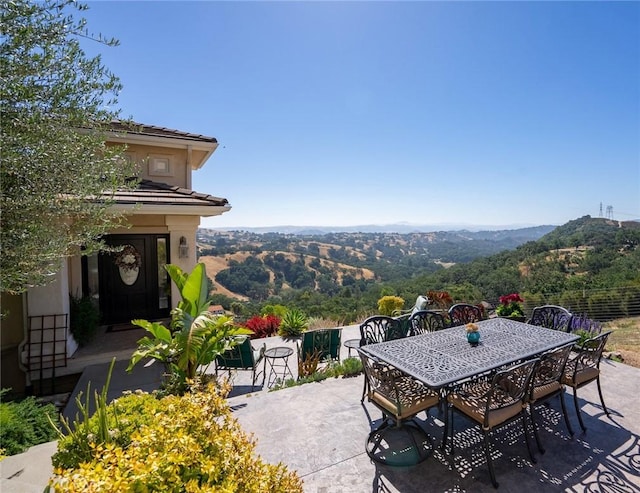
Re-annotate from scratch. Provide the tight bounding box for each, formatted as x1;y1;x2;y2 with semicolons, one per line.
522;413;537;463
482;430;499;489
596;377;609;416
529;405;545;454
361;377;368;403
441;402;450;451
559;389;575;437
572;387;587;432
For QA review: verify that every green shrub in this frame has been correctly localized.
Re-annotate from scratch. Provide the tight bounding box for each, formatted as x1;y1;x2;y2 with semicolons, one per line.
338;357;363;377
69;294;101;347
48;382;303;492
270;357;363;391
0;389;59;456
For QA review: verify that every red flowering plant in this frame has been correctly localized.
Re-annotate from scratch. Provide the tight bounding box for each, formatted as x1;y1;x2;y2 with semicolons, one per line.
496;293;525;318
244;314;281;339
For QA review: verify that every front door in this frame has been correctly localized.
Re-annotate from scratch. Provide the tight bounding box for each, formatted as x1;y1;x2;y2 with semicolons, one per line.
98;234;171;325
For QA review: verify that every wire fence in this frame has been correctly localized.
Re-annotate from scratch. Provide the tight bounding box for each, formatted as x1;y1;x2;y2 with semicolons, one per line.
490;285;640;322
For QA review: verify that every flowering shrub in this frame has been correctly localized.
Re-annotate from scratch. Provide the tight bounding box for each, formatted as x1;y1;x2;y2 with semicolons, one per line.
49;382;303;492
244;314;281;339
377;295;405;316
496;293;525;317
569;313;603;346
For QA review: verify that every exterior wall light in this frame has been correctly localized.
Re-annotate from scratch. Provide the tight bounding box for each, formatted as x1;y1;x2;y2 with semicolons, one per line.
178;236;189;259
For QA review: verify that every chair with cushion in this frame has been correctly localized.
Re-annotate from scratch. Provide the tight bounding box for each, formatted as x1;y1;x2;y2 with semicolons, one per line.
215;338;266;391
448;303;483;327
561;331;612;432
296;327;342;376
358;315;405;401
446;358;539;488
527;305;572;332
358;348;441;466
408;310;449;336
528;344;574;452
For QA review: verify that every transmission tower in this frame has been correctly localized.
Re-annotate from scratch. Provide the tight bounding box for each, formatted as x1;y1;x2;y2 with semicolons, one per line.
599;202;603;217
606;205;613;220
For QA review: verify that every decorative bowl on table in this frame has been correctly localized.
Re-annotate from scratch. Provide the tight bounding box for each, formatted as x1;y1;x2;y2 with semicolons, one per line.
465;323;480;346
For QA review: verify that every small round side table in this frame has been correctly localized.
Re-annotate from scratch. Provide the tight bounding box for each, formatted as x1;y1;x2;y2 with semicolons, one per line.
343;338;361;358
264;346;294;388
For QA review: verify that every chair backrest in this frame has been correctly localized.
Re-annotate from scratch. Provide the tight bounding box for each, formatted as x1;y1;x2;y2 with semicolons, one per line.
299;327;342;362
484;359;538;427
527;305;572;332
357;348;437;419
564;331;611;383
448;303;483;326
531;344;573;395
408;310;449;336
359;316;404;346
357;348;399;402
215;338;261;370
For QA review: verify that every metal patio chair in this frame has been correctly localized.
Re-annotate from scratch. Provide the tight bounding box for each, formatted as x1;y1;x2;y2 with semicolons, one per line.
446;358;539;488
215;338;266;391
527;305;573;332
561;331;612;432
358;348;441;466
359;315;405;401
408;310;449;336
448;303;483;327
296;327;342;377
528;343;575;452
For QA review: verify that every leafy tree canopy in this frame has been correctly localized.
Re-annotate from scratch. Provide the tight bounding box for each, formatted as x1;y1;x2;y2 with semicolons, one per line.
1;0;137;293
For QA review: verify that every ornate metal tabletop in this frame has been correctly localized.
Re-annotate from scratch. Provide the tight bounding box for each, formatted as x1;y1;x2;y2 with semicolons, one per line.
360;317;579;389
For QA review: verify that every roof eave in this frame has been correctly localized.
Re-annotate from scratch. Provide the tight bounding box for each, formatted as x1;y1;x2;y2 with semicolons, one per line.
111;204;232;217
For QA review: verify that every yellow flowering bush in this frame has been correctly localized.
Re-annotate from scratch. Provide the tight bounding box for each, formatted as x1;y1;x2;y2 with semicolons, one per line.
48;383;303;492
377;295;405;316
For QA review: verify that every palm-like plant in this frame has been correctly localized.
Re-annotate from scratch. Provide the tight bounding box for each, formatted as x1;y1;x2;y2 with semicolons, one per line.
278;308;308;338
127;263;251;388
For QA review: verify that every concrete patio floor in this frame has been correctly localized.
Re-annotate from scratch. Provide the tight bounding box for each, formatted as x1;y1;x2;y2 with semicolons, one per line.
2;324;640;492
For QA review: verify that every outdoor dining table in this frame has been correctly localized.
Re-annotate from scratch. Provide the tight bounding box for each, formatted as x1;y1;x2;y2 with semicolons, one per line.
359;317;579;390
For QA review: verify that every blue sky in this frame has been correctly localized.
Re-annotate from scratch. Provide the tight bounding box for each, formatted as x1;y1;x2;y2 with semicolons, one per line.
81;1;639;230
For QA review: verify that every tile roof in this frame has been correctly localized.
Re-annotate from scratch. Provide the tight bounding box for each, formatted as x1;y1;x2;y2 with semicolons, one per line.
110;179;229;208
109;120;218;144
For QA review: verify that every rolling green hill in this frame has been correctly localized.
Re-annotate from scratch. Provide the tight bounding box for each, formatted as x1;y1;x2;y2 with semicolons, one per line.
197;217;640;323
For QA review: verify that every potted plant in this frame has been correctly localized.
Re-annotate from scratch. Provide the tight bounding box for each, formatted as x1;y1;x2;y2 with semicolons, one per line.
465;322;480;346
495;293;526;321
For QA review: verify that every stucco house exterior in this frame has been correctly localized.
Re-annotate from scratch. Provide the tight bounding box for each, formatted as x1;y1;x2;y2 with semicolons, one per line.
0;122;230;394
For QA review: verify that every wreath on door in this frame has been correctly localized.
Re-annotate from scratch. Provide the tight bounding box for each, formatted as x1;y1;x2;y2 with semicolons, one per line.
114;244;141;271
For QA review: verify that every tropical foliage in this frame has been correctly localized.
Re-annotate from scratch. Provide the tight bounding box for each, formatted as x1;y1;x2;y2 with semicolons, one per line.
278;308;308;338
127;263;251;394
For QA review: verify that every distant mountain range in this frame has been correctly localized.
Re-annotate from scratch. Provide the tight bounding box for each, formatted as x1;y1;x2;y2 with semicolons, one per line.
208;222;552;235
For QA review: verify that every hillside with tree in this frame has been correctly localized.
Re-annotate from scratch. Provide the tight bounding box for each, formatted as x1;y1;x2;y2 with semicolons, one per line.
197;217;640;323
